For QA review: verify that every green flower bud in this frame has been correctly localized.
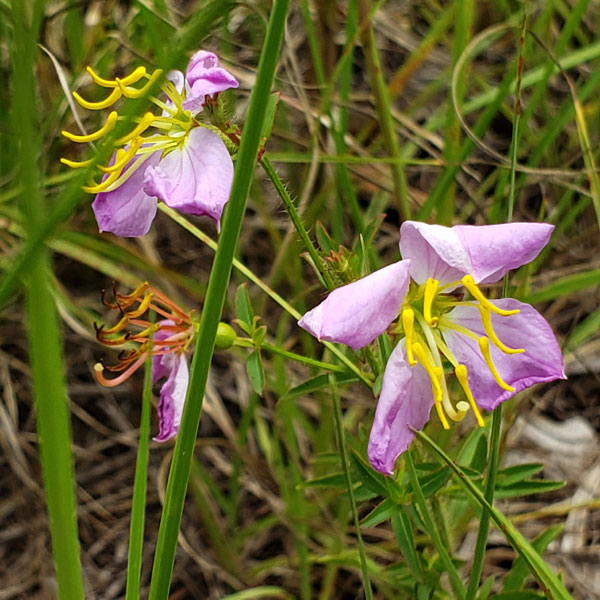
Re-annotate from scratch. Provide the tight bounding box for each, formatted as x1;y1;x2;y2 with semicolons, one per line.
215;322;237;349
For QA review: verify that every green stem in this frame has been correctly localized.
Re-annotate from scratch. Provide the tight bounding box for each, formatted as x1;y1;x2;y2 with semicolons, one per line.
330;376;373;600
405;450;466;599
148;3;290;597
261;157;334;289
126;317;154;600
235;338;346;373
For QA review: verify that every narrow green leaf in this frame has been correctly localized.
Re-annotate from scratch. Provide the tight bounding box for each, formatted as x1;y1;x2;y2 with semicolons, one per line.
246;349;265;395
391;510;423;582
235;283;254;328
415;430;574;600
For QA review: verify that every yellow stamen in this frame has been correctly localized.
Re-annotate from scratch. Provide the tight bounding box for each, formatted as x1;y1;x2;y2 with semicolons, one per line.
82;168;123;193
117;69;164;99
73;87;122;110
455;365;485;427
99;137;143;173
424;278;439;325
412;343;449;429
99;315;129;335
60;157;93;168
61;111;118;143
126;293;153;318
478;306;524;355
132;323;160;338
116;282;149;307
115;112;155;145
461;275;519;316
477;337;515;392
402;308;416;366
86;65;147;88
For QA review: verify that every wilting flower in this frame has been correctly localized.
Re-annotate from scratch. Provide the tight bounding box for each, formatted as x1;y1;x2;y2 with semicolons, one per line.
61;50;239;236
94;282;194;441
299;221;565;474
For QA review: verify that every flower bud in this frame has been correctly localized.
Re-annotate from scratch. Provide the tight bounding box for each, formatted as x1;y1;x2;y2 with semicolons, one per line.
215;322;237;349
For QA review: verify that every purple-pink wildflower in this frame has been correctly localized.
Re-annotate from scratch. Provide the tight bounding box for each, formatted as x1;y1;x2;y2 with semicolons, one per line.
61;50;239;237
94;282;193;441
299;221;565;474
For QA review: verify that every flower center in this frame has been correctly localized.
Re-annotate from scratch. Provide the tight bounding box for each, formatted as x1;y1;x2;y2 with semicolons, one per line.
397;275;525;430
61;65;199;194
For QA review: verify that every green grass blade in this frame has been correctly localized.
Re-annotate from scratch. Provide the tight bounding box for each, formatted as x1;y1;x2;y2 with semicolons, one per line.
148;2;290;597
11;1;85;597
415;430;573;600
125;322;154;600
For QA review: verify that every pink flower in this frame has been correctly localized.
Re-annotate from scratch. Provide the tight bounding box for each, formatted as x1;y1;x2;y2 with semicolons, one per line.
299;221;565;474
61;51;239;236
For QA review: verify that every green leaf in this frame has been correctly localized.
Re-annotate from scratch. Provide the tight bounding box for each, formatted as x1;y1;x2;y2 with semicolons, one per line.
525;269;600;304
350;451;388;497
391;510;423;582
495;480;565;499
285;372;358;399
360;498;395;528
301;473;346;489
246;350;265;395
497;464;544;486
503;524;564;593
236;283;254;328
415;430;574;600
419;468;452;498
476;575;496;600
252;324;267;347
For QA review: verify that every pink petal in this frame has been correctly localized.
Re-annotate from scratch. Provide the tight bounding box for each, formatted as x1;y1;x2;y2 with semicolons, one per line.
399;221;471;285
368;341;434;474
400;221;553;285
143;127;233;227
92;152;160;237
454;223;553;283
183;50;239;113
442;298;565;411
153;352;189;442
298;260;411;350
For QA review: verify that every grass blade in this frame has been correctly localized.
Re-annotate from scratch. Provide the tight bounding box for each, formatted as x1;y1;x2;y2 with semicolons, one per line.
148;2;290;597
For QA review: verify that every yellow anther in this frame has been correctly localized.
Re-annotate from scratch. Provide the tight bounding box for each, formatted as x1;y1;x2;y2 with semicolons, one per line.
60;157;93;168
117;68;164;99
402;308;416;366
73;87;122;110
412;343;449;429
61;111;118;143
455;365;485;427
115;112;155;145
82;168;123;194
86;65;147;88
461;275;519;316
424;278;439;325
99;315;129;335
125;293;153;318
478;306;524;355
98;136;143;173
478;337;515;392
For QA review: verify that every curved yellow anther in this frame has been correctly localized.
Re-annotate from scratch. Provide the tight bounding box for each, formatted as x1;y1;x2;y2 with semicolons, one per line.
117;68;164;99
73;87;122;110
424;278;439;325
412;342;449;429
402;308;416;366
99;136;143;173
478;337;515;392
99;315;129;335
126;293;153;318
86;65;147;88
115;112;155;145
61;111;118;143
82;168;123;193
461;275;519;316
455;365;485;427
60;157;93;168
478;306;524;355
